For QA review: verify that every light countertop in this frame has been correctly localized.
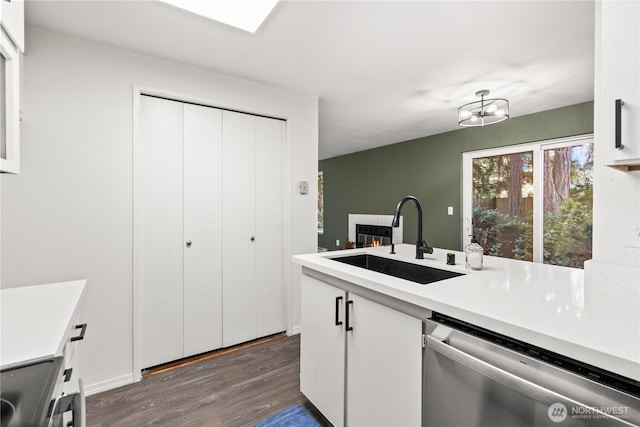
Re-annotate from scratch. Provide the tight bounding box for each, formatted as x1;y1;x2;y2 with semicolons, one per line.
1;280;86;368
293;244;640;382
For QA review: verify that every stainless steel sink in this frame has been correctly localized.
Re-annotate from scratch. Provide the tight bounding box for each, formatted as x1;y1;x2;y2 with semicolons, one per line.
332;254;463;284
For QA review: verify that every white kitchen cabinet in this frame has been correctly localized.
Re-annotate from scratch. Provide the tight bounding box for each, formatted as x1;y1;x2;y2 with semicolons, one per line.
346;293;423;427
300;274;346;427
62;322;88;427
0;23;20;174
596;0;640;171
0;0;24;52
137;95;285;368
300;274;423;427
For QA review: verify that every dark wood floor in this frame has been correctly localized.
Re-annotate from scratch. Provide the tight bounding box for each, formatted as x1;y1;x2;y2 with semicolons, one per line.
86;334;331;427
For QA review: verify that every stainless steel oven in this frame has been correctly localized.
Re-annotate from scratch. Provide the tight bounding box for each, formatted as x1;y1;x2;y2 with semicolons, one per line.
49;378;85;427
424;314;640;426
1;357;62;427
1;356;85;427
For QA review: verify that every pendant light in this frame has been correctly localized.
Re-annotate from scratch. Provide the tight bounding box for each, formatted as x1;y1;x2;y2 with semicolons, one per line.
458;89;509;127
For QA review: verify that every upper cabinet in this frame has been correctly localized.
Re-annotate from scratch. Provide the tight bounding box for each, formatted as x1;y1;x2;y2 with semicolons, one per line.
1;0;24;52
1;0;24;174
596;0;640;171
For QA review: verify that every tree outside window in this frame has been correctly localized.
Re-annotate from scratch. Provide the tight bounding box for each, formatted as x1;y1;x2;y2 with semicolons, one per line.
463;135;593;269
542;144;593;267
471;150;534;262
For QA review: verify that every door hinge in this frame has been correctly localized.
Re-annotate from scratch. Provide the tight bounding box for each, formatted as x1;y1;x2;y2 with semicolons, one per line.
422;333;427;348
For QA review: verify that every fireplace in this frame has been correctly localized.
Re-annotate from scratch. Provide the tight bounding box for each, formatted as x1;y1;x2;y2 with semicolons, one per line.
348;214;403;248
356;224;393;248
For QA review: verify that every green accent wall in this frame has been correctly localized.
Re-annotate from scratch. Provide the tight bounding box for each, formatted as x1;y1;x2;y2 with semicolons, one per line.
318;101;594;251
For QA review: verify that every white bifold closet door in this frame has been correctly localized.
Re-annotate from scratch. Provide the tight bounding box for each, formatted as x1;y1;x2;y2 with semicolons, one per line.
255;116;286;338
139;96;185;368
138;96;285;368
138;96;223;368
183;104;223;356
222;111;285;348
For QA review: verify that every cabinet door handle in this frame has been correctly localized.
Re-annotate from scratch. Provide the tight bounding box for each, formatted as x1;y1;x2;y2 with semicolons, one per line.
615;99;624;149
335;296;343;326
346;300;354;332
51;378;85;427
63;368;73;382
250;236;255;242
71;324;87;342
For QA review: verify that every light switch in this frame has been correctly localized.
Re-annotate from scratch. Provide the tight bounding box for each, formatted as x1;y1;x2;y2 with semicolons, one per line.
447;206;454;216
299;180;309;194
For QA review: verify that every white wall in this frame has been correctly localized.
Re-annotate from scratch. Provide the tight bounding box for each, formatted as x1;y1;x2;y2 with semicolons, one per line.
0;26;318;392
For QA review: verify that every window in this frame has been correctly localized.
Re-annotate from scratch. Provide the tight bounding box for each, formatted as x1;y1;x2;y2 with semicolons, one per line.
317;171;324;234
462;135;593;268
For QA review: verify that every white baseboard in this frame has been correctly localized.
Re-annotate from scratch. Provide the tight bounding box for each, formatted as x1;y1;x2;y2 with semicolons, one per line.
289;324;301;336
84;373;135;396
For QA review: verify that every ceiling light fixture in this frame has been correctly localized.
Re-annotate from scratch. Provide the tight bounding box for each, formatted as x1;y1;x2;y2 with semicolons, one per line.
160;0;279;33
458;89;509;127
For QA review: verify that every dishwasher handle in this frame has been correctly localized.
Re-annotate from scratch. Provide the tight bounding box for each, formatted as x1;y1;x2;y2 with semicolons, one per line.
426;335;635;426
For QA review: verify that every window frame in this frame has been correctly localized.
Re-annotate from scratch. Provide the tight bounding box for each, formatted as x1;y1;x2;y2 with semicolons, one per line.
462;134;594;264
317;170;324;235
0;25;20;174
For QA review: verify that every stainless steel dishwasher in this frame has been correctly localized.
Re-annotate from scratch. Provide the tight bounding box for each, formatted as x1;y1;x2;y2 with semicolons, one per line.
424;313;640;426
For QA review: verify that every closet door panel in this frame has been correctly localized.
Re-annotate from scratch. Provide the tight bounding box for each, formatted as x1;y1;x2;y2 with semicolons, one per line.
222;110;257;347
138;96;184;368
183;104;224;356
255;117;286;336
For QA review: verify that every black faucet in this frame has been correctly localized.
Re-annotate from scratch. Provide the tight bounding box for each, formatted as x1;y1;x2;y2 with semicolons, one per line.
391;196;433;259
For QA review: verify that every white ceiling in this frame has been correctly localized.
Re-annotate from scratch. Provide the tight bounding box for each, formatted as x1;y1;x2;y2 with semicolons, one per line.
25;0;595;159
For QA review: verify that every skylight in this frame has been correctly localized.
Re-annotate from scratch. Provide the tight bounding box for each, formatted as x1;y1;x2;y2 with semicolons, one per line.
160;0;279;33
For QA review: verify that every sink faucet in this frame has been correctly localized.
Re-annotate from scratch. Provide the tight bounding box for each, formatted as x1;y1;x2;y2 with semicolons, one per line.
391;196;433;259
